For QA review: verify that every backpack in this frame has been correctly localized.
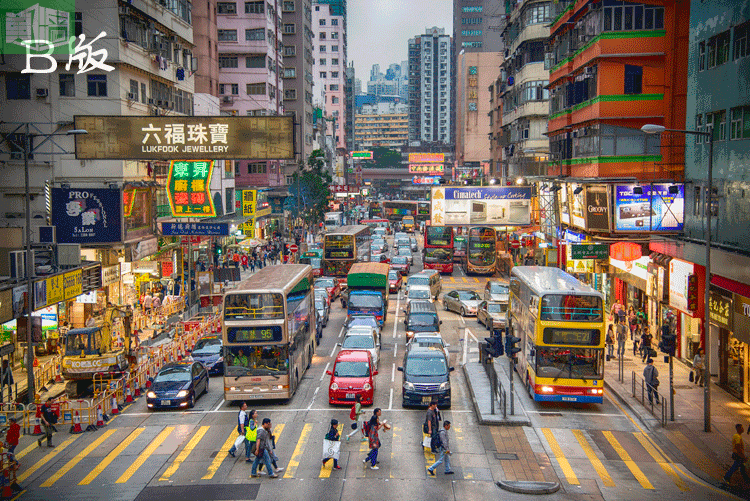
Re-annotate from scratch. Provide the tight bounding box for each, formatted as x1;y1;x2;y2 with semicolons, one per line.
363;420;371;436
350;404;357;421
431;430;443;450
423;418;429;434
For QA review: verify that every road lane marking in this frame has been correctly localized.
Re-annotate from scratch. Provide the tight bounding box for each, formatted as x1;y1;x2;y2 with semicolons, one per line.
202;430;237;480
307;387;320;410
542;428;579;485
329;344;337;358
572;429;614;487
115;426;174;484
40;428;118;487
462;277;468;283
392;293;400;339
319;424;342;478
213;399;225;412
120;408;472;415
391;363;395;382
459;316;465;326
393;343;397;357
15;442;39;461
423;432;436;476
633;432;688;491
338;326;344;339
320;362;330;381
79;428;144;485
284;423;313;478
389;388;393;410
18;435;78;483
473;277;479;283
390;426;402;478
602;431;653;489
160;425;210;480
357;431;370;477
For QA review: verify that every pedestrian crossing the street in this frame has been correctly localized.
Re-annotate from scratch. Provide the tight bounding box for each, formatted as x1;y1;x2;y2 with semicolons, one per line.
15;414;702;493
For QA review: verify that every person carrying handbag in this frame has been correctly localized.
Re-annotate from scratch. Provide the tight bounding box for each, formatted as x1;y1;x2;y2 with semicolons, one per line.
643;358;659;405
228;402;248;458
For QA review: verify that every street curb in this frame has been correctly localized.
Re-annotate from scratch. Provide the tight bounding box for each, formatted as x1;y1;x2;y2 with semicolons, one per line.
496;480;560;495
602;379;657;432
462;364;531;426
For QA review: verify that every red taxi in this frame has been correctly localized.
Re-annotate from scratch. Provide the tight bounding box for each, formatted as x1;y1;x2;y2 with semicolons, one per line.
327;350;377;406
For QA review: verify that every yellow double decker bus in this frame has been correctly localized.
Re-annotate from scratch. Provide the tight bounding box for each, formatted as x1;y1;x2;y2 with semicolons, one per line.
509;266;605;403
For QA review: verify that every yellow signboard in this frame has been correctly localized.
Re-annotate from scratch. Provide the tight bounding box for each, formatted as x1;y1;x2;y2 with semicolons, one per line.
242;190;257;217
46;274;64;305
63;270;83;299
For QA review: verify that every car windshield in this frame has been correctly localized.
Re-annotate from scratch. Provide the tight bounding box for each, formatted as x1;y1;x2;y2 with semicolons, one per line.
393;256;407;264
315;278;336;288
535;347;603;379
490;283;509;294
192;338;222;355
223;345;289;376
487;303;508;313
458;291;481;301
409;289;430;299
409;314;438;327
348;317;378;329
334;361;370;377
405;356;447;376
388;271;399;280
342;336;375;349
154;366;191;383
315;300;325;310
314;290;327;300
398;247;410;255
413;339;442;349
409;277;428;287
350;294;383;310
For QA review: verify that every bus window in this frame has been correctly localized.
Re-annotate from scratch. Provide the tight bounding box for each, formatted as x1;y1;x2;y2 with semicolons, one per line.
225;293;285;319
540;295;603;322
535;347;603;379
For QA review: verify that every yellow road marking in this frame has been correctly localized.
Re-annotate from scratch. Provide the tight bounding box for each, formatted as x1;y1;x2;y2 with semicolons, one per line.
160;425;210;480
15;442;39;460
423;432;436;476
461;277;468;283
666;430;725;480
202;430;237;480
283;423;312;478
357;428;370;477
450;277;455;283
18;436;78;483
8;490;25;501
572;429;615;487
390;426;402;479
633;432;688;491
40;429;118;487
542;428;578;485
79;428;144;485
115;426;174;484
602;431;653;489
319;424;342;478
473;277;479;283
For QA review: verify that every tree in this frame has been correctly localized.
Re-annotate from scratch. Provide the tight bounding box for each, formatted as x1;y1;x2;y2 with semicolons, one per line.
289;150;332;226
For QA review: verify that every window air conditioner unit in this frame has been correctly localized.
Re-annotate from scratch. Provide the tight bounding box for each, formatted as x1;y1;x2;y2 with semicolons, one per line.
127;92;136;100
9;250;34;279
222;96;233;103
36;88;48;97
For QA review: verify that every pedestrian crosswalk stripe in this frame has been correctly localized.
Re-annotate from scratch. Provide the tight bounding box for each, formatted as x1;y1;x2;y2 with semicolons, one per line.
319;424;342;478
633;432;688;491
116;427;174;484
79;428;144;485
666;429;725;481
202;430;237;480
15;442;39;461
356;429;370;477
160;425;210;481
18;436;79;483
602;431;653;489
423;432;436;476
542;428;579;485
473;278;479;283
572;429;614;488
462;277;468;283
283;423;312;478
390;426;402;479
40;429;117;487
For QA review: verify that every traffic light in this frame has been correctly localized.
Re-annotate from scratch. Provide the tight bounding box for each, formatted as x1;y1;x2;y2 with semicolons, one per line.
484;327;504;358
505;330;521;363
659;329;676;357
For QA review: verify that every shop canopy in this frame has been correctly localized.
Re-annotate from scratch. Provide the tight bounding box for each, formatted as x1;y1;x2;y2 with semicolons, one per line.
238;238;267;248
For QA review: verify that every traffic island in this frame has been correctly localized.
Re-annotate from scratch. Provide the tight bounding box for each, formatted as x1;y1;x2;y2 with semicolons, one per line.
463;360;531;426
496;480;561;495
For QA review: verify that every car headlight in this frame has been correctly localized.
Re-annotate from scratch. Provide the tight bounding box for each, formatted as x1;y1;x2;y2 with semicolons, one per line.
541;386;554;394
403;382;414;390
406;331;414;337
147;391;156;399
176;390;189;398
363;383;372;391
440;381;451;390
330;382;338;390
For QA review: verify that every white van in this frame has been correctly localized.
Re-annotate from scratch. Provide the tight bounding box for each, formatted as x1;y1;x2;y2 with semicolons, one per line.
406;270;442;300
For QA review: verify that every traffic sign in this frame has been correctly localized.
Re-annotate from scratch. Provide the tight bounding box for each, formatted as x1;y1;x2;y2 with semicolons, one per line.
288;244;298;253
510;240;521;249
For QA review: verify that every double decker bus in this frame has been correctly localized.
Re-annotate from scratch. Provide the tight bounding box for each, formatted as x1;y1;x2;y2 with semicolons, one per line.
423;224;454;274
299;249;323;277
453;235;467;263
509;266;605;403
369;201;383;219
416;201;431;222
323;225;371;284
222;265;316;400
464;226;496;275
383;201;417;222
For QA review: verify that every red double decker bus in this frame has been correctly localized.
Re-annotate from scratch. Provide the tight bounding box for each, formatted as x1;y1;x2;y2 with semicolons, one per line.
423;224;454;274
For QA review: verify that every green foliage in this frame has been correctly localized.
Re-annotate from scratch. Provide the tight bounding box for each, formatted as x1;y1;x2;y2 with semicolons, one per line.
362;146;402;169
289;150;332;225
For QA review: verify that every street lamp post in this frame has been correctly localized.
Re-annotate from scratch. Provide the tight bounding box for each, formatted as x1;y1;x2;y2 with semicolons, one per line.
641;123;713;433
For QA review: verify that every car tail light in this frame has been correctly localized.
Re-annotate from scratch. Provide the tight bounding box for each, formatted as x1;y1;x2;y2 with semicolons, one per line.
541;386;554;394
588;388;603;395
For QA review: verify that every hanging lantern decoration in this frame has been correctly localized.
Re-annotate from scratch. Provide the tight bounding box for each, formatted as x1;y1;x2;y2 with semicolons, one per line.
610;242;642;262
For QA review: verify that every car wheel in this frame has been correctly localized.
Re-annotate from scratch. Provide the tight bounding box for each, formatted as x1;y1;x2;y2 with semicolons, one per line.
444;300;449;311
188;394;195;408
460;307;466;317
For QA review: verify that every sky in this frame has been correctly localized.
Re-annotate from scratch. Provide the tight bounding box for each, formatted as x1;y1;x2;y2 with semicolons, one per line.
348;0;453;82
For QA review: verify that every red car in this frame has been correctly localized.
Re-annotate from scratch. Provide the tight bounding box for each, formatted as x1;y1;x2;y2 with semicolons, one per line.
388;270;402;293
315;277;340;302
390;256;410;276
327;350;377;406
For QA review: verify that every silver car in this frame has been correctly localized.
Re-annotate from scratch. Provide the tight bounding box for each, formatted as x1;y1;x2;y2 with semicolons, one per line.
410;237;418;252
408;333;450;361
484;281;510;302
443;289;482;316
477;300;509;330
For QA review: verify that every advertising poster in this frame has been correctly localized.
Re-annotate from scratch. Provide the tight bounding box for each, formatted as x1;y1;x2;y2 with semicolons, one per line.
669;258;694;314
569;183;585;228
166;160;216;217
614;184;684;231
558;183;570;225
431;186;532;226
409;164;444;175
51;188;122;244
585;185;610;232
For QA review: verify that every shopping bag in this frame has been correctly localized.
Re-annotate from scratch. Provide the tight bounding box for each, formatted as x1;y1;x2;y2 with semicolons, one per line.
422;435;432;449
233;434;245;449
689;371;694;383
322;439;341;460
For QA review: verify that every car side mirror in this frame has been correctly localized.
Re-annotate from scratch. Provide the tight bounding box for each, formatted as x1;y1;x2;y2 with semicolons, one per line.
397;367;403;372
372;371;378;376
326;370;332;375
194;375;201;381
444;343;450;347
336;343;341;347
449;367;455;372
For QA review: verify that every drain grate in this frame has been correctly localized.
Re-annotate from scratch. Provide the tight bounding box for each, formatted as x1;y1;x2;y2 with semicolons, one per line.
538;412;563;417
495;453;519;460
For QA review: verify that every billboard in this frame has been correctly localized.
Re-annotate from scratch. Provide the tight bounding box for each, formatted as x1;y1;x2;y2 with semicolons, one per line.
569;183;585;228
351;151;373;159
431;186;532;226
73;116;294;160
242;190;257;217
413;176;441;185
409;164;445;175
166;160;216;217
558;183;570;225
614;184;684;231
409;153;444;163
584;185;610;232
51;187;122;243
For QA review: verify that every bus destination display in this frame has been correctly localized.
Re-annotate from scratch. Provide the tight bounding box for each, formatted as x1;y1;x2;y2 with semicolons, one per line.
542;328;600;346
228;326;283;343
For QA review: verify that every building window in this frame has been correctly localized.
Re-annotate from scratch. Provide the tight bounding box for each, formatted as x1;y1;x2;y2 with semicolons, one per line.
320;71;327;78
59;74;75;97
523;3;549;25
283;68;296;78
320;45;326;52
319;31;326;39
283;45;296;56
141;82;147;103
699;41;706;71
284;89;297;99
74;12;83;37
217;2;237;14
246;28;265;41
282;1;294;12
604;4;663;31
331;45;338;51
332;96;339;104
707;110;727;141
245;1;264;13
248;162;267;174
729;106;750;140
329;84;339;91
695;114;704;144
129;79;139;101
331;31;338;39
319;58;326;65
735;20;750;60
247;82;266;95
331;58;338;65
461;30;482;37
218;29;237;41
331;18;338;26
331;71;339;78
87;74;107;96
219;56;238;68
283;23;296;34
5;73;30;99
707;30;730;68
245;54;264;68
623;65;642;94
319;19;325;25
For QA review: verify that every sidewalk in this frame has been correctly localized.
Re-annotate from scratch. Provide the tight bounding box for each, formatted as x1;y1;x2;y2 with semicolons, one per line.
604;335;750;495
463;358;531;426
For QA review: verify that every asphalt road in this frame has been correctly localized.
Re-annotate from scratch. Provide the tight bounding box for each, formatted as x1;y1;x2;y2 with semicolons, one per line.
13;233;736;501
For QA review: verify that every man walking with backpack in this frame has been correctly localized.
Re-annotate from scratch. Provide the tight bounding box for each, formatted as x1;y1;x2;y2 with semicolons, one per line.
427;421;454;476
425;400;441;453
37;401;57;448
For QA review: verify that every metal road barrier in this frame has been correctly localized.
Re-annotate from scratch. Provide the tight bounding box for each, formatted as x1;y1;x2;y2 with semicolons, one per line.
631;371;668;426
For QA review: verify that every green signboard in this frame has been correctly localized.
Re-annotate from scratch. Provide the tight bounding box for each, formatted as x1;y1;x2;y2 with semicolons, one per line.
571;243;609;260
166;160;216;217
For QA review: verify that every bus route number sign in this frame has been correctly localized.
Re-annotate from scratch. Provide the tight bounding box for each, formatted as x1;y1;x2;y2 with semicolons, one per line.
542;328;600;346
228;326;282;343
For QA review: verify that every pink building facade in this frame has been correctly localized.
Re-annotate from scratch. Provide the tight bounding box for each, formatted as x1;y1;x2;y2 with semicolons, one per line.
312;1;346;148
217;0;285;187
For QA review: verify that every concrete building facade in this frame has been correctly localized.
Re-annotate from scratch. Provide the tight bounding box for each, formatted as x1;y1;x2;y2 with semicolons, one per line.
354;113;408;149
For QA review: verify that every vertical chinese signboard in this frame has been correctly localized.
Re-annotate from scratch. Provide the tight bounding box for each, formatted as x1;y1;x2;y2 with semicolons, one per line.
166;160;216;217
242;190;257;217
467;66;478;112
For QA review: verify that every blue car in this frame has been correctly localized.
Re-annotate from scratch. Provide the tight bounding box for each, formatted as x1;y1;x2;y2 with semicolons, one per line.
147;362;209;410
189;335;224;375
